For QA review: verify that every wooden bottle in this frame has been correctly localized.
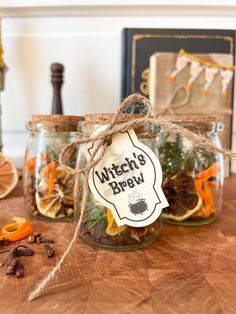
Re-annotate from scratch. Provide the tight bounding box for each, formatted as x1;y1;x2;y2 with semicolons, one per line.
51;63;64;115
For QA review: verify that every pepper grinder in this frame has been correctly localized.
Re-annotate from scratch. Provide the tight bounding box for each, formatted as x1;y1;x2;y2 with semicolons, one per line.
51;63;64;115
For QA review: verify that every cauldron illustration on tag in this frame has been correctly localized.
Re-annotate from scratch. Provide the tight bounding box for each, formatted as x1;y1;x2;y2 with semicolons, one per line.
129;198;148;215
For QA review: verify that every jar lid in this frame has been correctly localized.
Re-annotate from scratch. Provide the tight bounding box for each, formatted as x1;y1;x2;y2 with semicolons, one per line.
27;114;84;132
83;113;154;136
32;114;84;123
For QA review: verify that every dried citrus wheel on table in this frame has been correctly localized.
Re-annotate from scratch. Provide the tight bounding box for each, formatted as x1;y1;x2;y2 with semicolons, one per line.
0;153;18;199
106;208;127;236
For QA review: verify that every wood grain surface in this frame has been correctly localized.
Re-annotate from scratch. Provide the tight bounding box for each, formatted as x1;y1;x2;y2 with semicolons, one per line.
0;176;235;314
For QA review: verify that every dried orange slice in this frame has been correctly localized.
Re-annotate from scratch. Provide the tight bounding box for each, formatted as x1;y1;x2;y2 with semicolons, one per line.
36;178;74;219
106;208;126;236
162;194;203;222
0;153;18;199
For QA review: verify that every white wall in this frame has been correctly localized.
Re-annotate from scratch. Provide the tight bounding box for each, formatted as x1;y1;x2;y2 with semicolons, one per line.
1;1;236;171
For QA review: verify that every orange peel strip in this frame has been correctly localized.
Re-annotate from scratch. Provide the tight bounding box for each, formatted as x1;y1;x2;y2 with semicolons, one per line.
194;163;220;180
0;217;33;242
40;161;58;178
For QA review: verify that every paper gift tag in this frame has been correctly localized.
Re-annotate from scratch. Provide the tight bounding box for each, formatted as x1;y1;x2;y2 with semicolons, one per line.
84;128;168;227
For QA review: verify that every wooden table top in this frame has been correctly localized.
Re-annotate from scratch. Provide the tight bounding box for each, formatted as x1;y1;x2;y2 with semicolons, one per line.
0;176;235;314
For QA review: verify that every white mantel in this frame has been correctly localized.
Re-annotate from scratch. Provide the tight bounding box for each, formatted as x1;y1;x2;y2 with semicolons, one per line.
1;1;236;17
1;0;236;171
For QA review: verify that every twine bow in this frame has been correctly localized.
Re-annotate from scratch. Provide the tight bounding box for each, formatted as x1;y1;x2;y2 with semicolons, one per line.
28;94;236;301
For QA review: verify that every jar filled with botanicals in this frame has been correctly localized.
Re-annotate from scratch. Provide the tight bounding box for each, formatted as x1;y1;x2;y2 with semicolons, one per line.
24;115;84;221
75;114;168;251
157;116;224;226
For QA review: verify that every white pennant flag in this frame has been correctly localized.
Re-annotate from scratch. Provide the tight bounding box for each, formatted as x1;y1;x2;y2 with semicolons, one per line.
187;60;204;90
220;69;234;97
169;54;190;80
203;66;219;95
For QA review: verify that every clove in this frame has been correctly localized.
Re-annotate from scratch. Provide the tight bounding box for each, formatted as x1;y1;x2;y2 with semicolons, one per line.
27;233;41;243
27;234;36;243
27;233;54;244
1;246;34;266
16;247;34;257
0;238;10;246
35;234;43;243
15;261;24;277
42;239;55;244
6;256;18;275
44;243;55;258
1;247;18;267
1;246;33;278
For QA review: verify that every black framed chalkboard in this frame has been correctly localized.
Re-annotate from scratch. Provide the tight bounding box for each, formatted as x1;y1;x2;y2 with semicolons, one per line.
121;28;235;99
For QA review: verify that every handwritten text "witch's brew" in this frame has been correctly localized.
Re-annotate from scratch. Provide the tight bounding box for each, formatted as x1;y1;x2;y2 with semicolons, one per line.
95;153;146;195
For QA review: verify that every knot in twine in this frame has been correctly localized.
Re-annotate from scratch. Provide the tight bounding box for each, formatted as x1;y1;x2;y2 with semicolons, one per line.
59;93;153;176
28;93;236;301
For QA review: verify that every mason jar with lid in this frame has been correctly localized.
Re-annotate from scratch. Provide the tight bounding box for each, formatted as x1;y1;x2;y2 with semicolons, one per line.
157;116;224;226
23;115;83;221
75;113;162;251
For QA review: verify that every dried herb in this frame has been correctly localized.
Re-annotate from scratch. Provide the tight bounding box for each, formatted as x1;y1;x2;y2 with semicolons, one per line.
158;134;185;177
159;133;217;176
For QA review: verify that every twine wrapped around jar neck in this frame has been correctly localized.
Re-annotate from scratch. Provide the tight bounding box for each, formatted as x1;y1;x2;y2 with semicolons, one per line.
81;113;158;139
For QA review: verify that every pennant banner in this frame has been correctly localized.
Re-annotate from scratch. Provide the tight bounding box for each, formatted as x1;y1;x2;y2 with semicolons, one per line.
204;66;219;95
187;61;204;90
170;50;235;97
169;54;190;80
220;69;234;98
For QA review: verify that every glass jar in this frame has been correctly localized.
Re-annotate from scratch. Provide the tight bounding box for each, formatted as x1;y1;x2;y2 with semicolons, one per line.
75;114;162;251
157;116;224;226
23;115;83;221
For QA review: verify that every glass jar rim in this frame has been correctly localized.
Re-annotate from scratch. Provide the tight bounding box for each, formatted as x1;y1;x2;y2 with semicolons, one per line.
158;120;223;133
159;115;221;131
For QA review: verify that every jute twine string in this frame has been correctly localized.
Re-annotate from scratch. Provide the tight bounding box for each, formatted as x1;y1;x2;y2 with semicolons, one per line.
28;94;236;301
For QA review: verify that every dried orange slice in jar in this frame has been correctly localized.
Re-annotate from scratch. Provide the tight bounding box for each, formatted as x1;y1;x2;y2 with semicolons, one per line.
162;171;203;222
35;166;74;219
162;194;202;222
0;153;18;199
